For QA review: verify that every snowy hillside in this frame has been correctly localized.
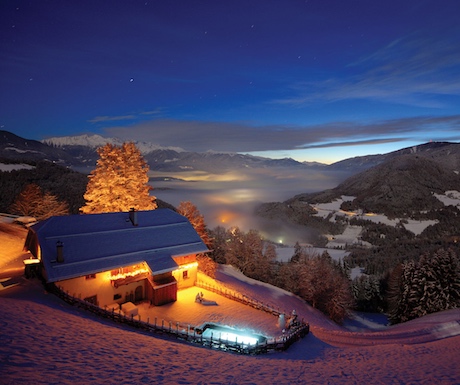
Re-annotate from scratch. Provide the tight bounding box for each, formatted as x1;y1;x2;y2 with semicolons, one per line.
1;225;459;384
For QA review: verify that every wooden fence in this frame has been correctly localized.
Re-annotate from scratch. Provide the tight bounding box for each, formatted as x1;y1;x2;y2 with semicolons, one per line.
196;280;286;316
47;282;309;355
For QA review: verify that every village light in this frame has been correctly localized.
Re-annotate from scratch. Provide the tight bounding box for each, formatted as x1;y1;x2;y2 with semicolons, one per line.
109;265;150;281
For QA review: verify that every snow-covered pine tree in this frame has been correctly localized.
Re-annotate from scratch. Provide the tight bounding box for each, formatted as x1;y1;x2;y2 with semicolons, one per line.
387;249;460;324
418;248;460;315
352;274;383;312
387;261;419;323
80;142;157;213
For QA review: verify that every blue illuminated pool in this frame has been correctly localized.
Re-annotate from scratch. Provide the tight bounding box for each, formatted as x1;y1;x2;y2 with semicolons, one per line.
199;323;267;345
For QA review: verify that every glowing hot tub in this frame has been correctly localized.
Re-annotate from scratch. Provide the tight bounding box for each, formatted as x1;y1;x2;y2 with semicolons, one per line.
199;323;267;345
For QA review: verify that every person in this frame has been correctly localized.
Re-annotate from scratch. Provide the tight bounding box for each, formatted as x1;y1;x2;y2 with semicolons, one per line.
288;309;298;329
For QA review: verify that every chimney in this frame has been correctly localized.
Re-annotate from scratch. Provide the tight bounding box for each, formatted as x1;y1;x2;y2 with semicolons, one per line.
129;208;138;226
56;241;64;263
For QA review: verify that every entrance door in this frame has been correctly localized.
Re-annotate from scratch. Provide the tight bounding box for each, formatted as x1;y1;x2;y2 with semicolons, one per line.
134;285;143;302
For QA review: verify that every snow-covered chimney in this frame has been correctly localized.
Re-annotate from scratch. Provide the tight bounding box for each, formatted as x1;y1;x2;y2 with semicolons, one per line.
129;208;138;226
56;241;64;263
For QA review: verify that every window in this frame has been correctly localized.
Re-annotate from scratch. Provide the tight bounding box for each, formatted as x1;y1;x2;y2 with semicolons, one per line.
113;294;121;301
183;270;188;279
85;274;96;280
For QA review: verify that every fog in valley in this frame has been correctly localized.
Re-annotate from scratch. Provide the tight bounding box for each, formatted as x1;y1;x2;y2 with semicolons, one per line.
151;167;350;245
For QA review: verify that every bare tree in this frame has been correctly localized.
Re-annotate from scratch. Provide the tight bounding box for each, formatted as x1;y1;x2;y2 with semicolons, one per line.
10;184;41;216
178;201;215;277
177;201;211;247
10;183;68;220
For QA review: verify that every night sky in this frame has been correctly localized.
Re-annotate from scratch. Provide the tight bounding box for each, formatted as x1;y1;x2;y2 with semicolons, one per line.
1;0;459;163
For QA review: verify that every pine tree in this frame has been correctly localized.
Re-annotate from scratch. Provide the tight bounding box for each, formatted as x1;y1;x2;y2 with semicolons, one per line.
291;241;303;263
352;275;383;312
387;264;405;324
418;248;460;315
81;142;157;213
387;249;460;324
298;252;354;323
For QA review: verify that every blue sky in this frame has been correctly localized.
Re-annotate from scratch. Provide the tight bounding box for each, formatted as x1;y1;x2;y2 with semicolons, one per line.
1;0;459;163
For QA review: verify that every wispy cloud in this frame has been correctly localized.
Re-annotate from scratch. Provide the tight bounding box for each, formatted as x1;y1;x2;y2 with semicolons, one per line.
88;115;137;123
89;108;167;124
105;115;460;153
274;34;460;109
296;138;407;150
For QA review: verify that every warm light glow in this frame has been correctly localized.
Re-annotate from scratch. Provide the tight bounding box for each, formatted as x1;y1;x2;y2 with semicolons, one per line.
339;210;357;217
110;266;150;281
23;258;40;265
173;262;198;272
218;210;239;224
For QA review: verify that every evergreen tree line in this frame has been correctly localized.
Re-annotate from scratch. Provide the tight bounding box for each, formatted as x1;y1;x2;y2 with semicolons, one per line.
386;248;460;324
349;247;460;324
0;160;87;216
209;227;354;323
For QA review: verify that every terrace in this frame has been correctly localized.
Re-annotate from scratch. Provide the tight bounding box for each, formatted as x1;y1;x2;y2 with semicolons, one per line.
52;274;309;354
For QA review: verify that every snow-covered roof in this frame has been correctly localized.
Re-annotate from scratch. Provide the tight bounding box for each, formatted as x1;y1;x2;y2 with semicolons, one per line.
29;209;208;282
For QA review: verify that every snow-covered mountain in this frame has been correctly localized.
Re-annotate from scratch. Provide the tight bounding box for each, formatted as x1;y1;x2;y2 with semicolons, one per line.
42;134;185;154
3;131;459;179
39;133;329;174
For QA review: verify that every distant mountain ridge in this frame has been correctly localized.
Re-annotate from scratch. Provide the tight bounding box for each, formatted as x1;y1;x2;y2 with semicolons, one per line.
0;130;79;165
1;131;459;179
257;142;460;220
0;131;328;174
42;134;185;154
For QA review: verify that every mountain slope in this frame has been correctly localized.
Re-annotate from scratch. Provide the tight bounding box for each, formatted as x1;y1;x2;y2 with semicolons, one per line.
328;141;460;172
257;143;460;227
302;154;460;217
0;130;78;166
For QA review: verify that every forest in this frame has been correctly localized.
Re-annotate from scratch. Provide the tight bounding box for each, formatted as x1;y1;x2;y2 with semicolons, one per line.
1;152;459;325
